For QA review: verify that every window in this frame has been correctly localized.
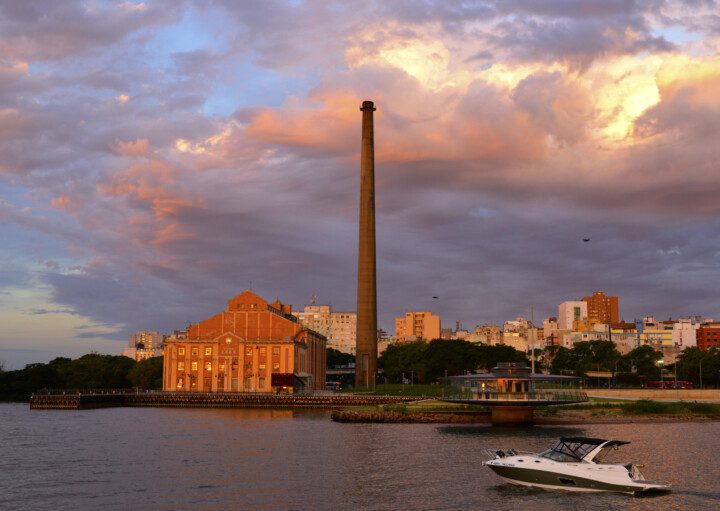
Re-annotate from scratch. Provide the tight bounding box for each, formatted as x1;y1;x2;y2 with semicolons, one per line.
272;347;280;356
251;304;257;309
191;347;198;356
191;361;198;371
205;362;212;371
259;364;266;371
259;377;265;389
259;347;266;355
219;363;225;372
177;362;185;371
245;347;252;356
176;377;183;389
225;337;232;344
205;347;212;356
178;347;185;356
272;363;280;371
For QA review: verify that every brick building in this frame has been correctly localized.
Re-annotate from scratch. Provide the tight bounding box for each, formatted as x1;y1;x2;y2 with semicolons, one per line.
697;322;720;351
582;291;619;324
163;291;326;393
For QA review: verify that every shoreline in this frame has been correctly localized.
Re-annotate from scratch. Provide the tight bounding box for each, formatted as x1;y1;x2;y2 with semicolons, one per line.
331;408;720;424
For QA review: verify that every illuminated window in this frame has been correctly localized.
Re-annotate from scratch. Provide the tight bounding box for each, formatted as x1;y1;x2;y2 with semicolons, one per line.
245;347;252;356
177;362;185;371
272;347;280;356
191;347;198;356
205;347;212;356
259;364;266;371
251;304;257;309
259;347;266;355
272;363;280;371
178;347;185;355
225;337;232;344
176;377;183;389
219;363;225;372
205;362;212;371
191;361;198;371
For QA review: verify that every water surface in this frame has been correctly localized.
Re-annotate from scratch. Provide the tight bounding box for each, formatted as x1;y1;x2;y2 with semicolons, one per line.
1;403;717;510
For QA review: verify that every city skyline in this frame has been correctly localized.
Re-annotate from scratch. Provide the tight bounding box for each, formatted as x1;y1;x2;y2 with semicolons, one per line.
2;1;720;368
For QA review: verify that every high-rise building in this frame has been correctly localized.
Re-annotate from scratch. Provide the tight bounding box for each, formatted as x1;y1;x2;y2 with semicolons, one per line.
162;290;326;393
294;302;357;354
122;330;164;361
582;291;619;324
558;301;587;330
395;312;441;342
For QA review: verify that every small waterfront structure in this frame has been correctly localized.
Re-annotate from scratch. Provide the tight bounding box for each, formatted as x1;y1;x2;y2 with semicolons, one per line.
442;363;587;424
162;291;326;394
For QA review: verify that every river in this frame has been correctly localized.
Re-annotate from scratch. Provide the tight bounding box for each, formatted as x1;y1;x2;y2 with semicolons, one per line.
1;403;718;510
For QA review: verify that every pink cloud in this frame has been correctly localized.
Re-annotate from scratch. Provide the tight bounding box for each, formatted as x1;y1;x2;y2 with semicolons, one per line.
114;138;150;157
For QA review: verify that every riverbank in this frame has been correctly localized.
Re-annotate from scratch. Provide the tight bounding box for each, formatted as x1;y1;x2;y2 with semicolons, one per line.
331;399;720;424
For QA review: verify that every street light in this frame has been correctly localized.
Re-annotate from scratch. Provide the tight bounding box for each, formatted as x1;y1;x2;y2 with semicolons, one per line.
657;359;665;389
699;359;703;389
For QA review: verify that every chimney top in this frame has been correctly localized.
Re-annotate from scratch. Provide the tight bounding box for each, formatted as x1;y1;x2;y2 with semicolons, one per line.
360;100;376;111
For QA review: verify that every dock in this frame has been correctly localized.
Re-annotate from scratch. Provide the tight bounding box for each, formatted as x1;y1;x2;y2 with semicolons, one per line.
29;390;420;410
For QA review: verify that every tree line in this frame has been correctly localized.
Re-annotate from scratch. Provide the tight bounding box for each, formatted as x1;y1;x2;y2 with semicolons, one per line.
379;339;527;384
0;354;163;401
550;340;720;387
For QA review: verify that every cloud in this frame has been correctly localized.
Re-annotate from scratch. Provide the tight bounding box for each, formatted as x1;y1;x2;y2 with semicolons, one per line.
1;1;720;367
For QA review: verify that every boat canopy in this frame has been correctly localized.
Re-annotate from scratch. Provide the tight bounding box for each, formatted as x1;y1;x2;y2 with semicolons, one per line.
542;438;630;463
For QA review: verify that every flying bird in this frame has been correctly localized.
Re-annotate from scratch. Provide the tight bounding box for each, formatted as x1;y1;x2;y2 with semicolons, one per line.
583;238;590;242
432;296;439;299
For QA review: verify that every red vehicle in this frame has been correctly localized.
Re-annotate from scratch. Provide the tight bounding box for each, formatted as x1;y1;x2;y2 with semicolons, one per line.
646;380;694;389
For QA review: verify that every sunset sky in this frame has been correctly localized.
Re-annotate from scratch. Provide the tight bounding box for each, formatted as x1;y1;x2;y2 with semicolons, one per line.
1;1;720;367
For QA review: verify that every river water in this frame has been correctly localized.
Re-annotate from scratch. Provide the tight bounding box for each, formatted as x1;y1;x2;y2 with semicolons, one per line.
1;403;718;510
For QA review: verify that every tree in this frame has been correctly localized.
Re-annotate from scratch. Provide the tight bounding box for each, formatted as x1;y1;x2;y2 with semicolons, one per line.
326;347;354;368
378;341;427;383
676;347;720;387
129;357;164;389
424;339;483;381
622;345;662;382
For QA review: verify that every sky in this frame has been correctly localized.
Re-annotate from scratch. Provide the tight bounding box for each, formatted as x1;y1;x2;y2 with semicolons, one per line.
1;0;720;368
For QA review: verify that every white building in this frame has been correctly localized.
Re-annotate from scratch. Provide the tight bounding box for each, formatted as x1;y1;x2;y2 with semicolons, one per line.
671;318;700;348
558;301;587;330
293;302;356;354
121;330;164;361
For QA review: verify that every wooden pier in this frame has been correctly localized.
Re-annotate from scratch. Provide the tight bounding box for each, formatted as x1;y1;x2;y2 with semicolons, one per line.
30;391;420;410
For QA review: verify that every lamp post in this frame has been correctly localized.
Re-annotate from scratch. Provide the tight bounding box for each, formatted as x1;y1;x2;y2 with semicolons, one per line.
658;359;664;388
699;359;703;389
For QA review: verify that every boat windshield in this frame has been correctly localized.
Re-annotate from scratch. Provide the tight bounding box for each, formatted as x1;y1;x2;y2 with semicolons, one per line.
541;440;600;462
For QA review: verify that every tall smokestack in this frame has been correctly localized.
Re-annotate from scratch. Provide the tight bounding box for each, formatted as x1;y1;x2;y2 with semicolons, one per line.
355;100;377;390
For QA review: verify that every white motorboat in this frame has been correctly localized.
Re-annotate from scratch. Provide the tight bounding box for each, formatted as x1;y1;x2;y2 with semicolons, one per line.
485;437;671;494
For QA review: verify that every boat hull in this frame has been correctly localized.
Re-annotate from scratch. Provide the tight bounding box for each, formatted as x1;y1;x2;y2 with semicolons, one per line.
486;461;670;495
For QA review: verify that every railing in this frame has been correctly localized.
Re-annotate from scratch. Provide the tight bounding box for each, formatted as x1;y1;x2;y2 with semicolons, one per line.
445;390;588;402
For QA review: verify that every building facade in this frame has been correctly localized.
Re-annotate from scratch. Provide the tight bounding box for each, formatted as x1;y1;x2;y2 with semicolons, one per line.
162;291;326;393
672;318;700;348
293;302;357;354
395;312;441;342
638;316;674;347
558;301;587;330
121;330;164;361
582;291;619;324
697;322;720;351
